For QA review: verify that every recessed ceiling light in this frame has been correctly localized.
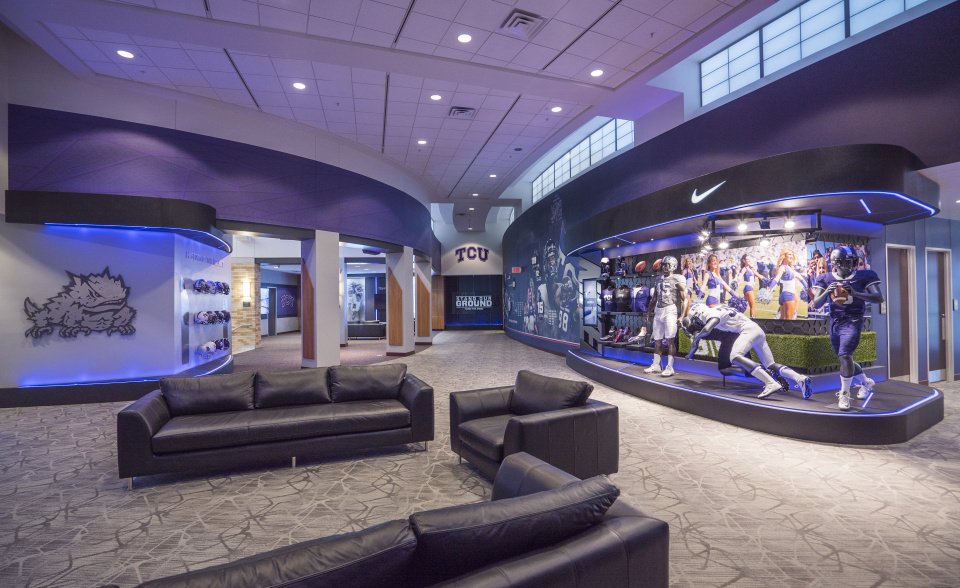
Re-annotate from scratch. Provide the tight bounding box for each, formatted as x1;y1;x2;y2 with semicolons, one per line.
737;222;748;231
551;106;562;113
784;218;796;229
458;34;472;43
590;69;603;77
417;140;427;145
472;193;478;196
117;50;134;59
293;82;306;90
489;174;496;178
430;94;442;100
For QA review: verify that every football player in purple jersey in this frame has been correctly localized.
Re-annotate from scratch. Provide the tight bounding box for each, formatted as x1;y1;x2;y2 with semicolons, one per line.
811;246;884;410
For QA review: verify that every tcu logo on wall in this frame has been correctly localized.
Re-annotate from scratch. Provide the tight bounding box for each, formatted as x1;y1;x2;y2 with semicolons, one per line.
455;246;489;263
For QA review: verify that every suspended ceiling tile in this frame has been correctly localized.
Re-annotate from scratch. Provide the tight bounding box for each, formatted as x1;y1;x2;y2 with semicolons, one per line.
209;0;260;26
476;33;526;62
354;100;385;114
454;0;510;31
566;30;619;60
352;26;394;47
202;70;247;89
510;43;555;69
88;61;130;78
395;37;438;54
178;85;222;100
251;90;290;106
543;52;591;77
293;107;326;121
155;0;207;17
534;19;584;51
307;16;355;40
160;67;210;86
320;96;354;109
555;0;616;26
413;0;464;21
311;62;352;81
259;4;309;32
597;40;647;68
655;29;695;55
624;17;681;51
186;50;235;73
61;38;112;62
78;28;134;44
622;0;672;15
390;102;419;116
318;80;354;97
688;3;734;32
357;1;407;34
309;0;362;23
231;53;277;75
401;11;451;44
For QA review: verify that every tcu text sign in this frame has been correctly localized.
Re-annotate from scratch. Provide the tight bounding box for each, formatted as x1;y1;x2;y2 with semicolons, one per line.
455;246;489;263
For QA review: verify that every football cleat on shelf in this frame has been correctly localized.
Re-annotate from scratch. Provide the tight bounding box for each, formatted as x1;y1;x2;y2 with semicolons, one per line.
857;376;875;400
613;328;630;343
600;326;618;342
758;381;782;399
837;390;851;411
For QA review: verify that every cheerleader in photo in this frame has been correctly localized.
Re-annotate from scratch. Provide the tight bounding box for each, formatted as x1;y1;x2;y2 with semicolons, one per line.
735;253;758;318
767;248;807;320
682;257;701;299
698;253;735;308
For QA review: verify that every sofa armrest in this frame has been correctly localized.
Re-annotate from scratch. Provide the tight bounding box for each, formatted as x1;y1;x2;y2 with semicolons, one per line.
449;386;513;454
491;452;580;500
116;390;171;479
399;374;434;442
502;399;619;479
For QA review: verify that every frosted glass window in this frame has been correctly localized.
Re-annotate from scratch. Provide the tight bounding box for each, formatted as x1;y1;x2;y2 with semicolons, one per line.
905;0;928;8
801;1;845;57
616;119;633;150
532;176;542;202
851;0;905;34
802;22;845;56
701;82;730;106
556;153;571;184
729;65;761;92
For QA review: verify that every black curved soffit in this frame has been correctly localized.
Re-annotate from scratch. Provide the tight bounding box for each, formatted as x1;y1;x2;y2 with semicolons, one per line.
4;190;231;252
565;145;938;255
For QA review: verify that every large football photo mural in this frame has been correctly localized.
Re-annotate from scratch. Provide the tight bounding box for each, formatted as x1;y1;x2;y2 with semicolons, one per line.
503;193;583;345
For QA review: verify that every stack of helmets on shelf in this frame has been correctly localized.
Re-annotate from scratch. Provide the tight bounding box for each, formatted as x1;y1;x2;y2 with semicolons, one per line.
197;338;230;359
193;279;231;294
194;310;232;324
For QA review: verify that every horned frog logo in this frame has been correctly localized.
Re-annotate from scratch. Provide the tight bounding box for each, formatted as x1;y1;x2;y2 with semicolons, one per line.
24;267;136;338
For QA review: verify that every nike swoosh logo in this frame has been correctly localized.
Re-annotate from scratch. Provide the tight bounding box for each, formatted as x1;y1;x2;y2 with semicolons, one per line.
691;181;726;204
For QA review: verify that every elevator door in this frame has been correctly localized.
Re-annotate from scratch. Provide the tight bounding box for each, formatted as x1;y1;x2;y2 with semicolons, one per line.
927;250;951;383
886;246;915;382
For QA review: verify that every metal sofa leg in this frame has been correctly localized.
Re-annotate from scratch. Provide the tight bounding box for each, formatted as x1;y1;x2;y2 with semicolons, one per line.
423;441;429;451
125;478;133;491
292;456;297;468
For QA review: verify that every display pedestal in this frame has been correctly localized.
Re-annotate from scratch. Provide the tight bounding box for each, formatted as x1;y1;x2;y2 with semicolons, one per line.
568;349;942;444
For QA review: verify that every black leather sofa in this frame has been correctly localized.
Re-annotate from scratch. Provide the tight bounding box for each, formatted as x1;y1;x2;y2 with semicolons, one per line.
450;370;619;479
127;452;669;588
117;364;433;483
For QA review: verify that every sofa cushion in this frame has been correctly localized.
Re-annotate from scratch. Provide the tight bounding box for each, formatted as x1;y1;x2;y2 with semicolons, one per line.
136;519;417;588
408;475;619;585
329;364;406;402
152;400;411;454
457;414;513;463
510;370;593;416
255;368;331;408
160;372;255;417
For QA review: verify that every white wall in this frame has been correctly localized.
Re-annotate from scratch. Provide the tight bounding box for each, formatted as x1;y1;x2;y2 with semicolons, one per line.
232;235;303;259
0;25;436;208
434;218;505;275
0;222;228;388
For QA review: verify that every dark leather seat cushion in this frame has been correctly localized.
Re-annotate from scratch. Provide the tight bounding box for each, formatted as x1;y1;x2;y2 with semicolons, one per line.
510;370;593;416
159;372;255;417
255;368;331;408
152;400;411;454
135;519;417;588
329;364;406;402
457;414;513;462
408;475;620;585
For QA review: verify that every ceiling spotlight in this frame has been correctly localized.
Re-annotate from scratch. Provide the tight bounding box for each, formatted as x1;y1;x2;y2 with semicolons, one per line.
417;140;427;145
469;207;474;211
117;50;134;59
293;82;306;90
551;106;562;113
458;34;472;43
704;244;712;250
590;69;603;77
784;218;796;229
718;241;729;249
472;193;478;196
737;221;748;231
760;238;771;247
430;94;442;100
489;174;497;178
600;257;610;264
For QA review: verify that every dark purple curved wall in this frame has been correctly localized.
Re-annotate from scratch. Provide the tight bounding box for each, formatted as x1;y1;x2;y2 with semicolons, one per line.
8;105;433;253
504;1;960;350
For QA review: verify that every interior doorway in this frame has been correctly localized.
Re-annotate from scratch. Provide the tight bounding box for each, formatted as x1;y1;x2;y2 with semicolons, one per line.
886;245;917;382
926;248;954;383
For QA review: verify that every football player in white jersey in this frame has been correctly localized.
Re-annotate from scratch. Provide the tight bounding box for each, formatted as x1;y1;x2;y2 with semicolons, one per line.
644;256;688;377
683;303;812;399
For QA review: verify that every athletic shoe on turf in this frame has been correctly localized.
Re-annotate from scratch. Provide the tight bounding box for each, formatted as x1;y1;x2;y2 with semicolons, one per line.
799;377;813;399
837;390;851;411
857;376;875;400
644;364;661;374
661;366;675;377
758;381;782;399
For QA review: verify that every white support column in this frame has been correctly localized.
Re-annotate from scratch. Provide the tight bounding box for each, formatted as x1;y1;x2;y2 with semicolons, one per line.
385;246;415;356
415;258;435;345
301;230;341;368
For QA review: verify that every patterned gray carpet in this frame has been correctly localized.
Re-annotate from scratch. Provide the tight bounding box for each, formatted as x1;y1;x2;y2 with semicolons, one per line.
1;330;958;587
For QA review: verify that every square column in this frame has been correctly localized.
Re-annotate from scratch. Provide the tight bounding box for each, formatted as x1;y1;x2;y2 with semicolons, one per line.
385;246;415;356
415;258;435;344
301;230;341;368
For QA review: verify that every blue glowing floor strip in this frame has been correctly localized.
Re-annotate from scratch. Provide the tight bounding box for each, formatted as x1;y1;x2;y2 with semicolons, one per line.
20;356;232;388
571;191;937;255
572;351;939;417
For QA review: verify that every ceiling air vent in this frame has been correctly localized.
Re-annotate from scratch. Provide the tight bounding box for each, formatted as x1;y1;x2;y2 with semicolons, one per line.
448;107;475;119
500;10;545;40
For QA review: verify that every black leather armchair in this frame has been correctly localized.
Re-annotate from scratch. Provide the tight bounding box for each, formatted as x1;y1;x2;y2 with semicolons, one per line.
450;371;619;479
